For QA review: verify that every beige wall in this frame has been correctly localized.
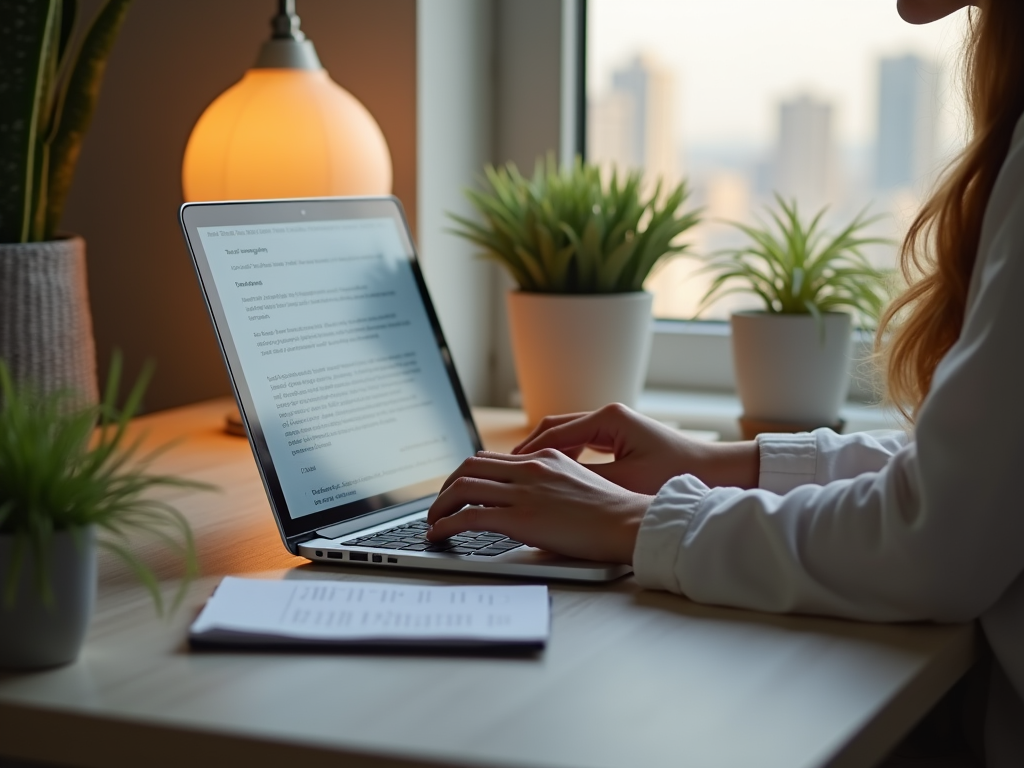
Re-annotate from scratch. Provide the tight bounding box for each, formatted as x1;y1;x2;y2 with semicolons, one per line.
61;0;417;412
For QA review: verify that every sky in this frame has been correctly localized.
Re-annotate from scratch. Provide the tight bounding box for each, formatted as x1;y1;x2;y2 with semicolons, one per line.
588;0;971;150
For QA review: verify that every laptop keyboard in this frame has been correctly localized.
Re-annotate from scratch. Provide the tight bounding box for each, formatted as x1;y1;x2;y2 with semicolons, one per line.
342;519;524;557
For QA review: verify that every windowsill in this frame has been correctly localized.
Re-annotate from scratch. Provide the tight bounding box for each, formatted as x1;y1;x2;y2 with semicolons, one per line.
637;388;901;442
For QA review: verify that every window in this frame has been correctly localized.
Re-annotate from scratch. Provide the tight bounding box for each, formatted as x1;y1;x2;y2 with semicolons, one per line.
586;0;968;322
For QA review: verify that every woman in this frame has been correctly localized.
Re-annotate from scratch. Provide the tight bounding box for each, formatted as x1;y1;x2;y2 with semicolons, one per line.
428;0;1024;763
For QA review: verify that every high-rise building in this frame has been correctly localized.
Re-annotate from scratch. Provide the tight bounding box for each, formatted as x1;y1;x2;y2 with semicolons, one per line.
876;54;940;191
588;54;679;192
775;94;835;211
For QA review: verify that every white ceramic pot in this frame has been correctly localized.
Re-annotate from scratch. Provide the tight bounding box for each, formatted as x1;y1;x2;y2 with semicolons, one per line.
730;311;853;425
506;291;653;425
0;236;98;404
0;526;97;670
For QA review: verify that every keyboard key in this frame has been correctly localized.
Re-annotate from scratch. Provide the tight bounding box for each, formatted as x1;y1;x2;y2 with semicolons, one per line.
489;542;523;552
402;543;431;551
448;546;481;555
472;547;507;557
425;542;455;552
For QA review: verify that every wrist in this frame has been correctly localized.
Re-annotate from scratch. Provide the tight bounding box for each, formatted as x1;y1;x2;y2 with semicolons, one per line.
616;491;653;565
696;441;760;489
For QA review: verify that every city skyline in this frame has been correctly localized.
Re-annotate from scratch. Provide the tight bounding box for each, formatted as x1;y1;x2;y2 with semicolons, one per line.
588;0;967;148
877;54;942;191
587;42;954;319
589;54;680;194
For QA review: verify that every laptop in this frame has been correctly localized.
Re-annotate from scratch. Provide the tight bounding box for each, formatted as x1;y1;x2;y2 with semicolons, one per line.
179;197;631;582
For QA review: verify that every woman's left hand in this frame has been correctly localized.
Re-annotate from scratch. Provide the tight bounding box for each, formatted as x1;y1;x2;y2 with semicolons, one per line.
425;449;652;564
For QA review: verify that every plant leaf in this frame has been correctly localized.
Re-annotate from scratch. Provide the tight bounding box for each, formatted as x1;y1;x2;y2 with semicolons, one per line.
449;156;700;293
45;0;133;238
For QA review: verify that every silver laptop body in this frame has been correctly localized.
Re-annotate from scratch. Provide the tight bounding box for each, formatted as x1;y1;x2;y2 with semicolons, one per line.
180;197;630;583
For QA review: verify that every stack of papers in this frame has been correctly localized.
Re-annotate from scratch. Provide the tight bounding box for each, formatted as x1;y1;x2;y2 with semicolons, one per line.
189;577;550;650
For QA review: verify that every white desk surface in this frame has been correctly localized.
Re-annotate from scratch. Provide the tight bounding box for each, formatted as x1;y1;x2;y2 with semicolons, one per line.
0;399;974;768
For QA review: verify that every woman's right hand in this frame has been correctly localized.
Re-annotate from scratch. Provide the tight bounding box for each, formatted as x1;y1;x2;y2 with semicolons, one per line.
512;403;760;494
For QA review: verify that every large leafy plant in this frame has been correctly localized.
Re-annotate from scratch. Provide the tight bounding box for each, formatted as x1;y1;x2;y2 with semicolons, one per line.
698;195;892;324
449;157;701;293
0;354;208;614
0;0;133;243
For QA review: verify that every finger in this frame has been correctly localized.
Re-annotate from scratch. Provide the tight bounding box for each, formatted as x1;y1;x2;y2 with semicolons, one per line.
512;412;589;454
427;505;528;542
438;454;537;494
516;408;622;457
427;476;519;524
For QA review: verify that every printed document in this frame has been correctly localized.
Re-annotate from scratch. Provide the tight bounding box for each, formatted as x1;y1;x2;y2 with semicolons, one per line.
189;578;550;649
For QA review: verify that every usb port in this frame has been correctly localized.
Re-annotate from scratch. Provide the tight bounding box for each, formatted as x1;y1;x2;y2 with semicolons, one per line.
349;552;368;562
387;557;398;564
326;551;344;560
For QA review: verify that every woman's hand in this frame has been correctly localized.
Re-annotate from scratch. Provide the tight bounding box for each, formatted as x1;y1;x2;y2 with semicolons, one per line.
425;449;651;564
511;403;760;494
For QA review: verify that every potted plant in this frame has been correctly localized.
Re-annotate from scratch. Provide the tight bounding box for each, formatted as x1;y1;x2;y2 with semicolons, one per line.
0;355;205;670
698;195;891;438
0;0;133;401
450;157;701;424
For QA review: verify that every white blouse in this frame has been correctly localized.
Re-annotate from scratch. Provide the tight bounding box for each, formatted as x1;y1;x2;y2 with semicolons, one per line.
634;116;1024;766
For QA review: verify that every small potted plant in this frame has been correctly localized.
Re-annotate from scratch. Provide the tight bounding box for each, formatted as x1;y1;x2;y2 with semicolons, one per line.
450;157;701;424
0;0;132;401
698;195;891;438
0;355;206;670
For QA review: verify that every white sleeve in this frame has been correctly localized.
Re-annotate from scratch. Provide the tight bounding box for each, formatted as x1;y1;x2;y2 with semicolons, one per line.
757;429;910;494
633;130;1024;624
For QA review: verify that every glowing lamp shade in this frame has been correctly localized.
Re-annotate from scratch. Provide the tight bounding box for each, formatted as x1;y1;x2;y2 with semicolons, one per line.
182;67;391;201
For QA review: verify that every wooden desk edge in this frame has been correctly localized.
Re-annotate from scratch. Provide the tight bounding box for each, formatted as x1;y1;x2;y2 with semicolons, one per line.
826;622;978;768
0;700;454;768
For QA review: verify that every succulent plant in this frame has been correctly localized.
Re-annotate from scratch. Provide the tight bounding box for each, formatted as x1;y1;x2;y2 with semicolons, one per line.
699;195;893;324
449;156;701;293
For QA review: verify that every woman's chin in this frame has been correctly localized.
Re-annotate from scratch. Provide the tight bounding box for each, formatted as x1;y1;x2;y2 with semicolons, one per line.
897;0;971;25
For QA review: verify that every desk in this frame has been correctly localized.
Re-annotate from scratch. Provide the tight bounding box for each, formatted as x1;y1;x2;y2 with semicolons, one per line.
0;399;974;768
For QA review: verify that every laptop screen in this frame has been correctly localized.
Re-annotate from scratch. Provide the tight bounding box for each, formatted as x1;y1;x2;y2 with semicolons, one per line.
181;199;479;540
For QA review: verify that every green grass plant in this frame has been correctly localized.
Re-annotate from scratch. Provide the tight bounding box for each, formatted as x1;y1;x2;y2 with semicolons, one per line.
0;353;209;614
698;195;892;325
449;157;701;293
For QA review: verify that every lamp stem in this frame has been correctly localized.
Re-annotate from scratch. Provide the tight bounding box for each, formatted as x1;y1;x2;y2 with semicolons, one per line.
271;0;305;41
255;0;320;69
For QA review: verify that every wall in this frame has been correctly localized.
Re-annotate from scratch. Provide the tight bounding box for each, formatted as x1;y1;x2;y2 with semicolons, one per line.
416;0;497;406
489;0;565;405
61;0;417;412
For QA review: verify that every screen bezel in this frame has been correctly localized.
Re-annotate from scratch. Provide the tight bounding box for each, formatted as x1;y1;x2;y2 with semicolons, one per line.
179;197;483;544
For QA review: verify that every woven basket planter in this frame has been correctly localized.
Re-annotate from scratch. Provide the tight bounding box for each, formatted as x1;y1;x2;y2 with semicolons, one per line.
0;237;98;404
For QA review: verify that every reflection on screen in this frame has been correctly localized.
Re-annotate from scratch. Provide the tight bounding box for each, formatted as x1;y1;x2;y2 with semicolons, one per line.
197;218;476;519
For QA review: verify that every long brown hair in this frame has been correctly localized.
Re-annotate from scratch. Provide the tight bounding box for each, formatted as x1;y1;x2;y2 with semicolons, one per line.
877;0;1024;420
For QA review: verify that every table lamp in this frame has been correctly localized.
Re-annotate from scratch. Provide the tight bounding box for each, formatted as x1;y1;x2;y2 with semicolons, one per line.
182;0;392;202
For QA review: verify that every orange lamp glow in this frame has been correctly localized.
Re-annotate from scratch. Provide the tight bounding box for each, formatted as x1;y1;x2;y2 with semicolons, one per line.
182;1;391;202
